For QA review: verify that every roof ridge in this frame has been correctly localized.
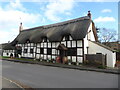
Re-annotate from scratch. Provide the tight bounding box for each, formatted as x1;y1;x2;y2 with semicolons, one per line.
21;16;90;32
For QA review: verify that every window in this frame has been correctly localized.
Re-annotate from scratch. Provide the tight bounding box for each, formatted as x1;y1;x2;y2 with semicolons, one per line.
26;39;30;43
65;35;69;41
17;50;22;54
40;48;44;54
43;37;47;42
67;48;77;56
30;49;33;54
47;48;52;55
24;49;27;53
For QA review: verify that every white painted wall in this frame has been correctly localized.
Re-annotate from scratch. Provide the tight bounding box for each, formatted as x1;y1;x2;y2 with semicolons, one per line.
84;22;96;55
87;22;95;41
88;41;116;68
3;50;15;57
84;35;89;55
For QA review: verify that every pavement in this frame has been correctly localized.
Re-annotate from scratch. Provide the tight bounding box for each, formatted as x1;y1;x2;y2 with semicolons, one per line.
1;77;24;89
2;58;119;74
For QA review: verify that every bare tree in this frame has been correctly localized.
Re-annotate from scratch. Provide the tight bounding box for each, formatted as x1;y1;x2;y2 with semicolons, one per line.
96;28;118;45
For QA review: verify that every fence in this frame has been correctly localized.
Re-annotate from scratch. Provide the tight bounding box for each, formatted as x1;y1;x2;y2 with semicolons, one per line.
85;53;106;66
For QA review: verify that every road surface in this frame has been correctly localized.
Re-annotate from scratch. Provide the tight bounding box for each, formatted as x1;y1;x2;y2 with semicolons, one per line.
1;60;118;88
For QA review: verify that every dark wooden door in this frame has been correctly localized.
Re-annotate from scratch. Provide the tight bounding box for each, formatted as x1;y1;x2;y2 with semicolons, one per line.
60;50;65;63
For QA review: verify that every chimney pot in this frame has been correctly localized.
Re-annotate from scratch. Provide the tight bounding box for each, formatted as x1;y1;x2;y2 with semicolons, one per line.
19;22;23;33
87;11;91;19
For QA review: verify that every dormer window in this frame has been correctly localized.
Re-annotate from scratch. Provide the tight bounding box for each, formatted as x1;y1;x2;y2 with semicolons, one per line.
65;35;69;41
26;39;30;43
43;37;47;42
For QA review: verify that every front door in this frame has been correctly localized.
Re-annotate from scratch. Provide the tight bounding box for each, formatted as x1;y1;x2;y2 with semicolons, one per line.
59;50;66;63
57;44;68;63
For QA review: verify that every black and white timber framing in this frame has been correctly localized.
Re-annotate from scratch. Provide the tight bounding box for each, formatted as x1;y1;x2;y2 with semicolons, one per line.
8;16;98;63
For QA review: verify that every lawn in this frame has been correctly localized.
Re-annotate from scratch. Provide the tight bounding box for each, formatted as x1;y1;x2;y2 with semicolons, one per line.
1;56;36;62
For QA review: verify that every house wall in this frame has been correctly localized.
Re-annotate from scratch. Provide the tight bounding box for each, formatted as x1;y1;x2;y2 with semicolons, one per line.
88;41;116;68
17;35;84;63
84;22;95;55
3;50;15;57
18;43;36;58
87;22;95;41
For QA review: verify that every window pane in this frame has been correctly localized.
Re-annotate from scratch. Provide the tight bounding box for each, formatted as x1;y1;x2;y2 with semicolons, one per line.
40;48;44;54
47;48;52;55
30;49;33;54
24;49;27;53
67;48;77;56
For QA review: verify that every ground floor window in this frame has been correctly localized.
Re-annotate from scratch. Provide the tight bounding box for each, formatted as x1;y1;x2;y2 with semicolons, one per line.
40;48;44;54
47;48;52;55
67;48;77;56
30;49;33;54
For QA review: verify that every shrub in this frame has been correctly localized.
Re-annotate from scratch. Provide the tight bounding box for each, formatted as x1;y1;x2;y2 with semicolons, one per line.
97;65;106;69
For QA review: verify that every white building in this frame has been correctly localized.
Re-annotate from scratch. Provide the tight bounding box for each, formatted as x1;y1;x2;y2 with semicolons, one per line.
2;11;116;68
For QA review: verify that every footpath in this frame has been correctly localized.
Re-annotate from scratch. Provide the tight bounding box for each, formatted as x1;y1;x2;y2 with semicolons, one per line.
2;58;120;74
1;77;24;89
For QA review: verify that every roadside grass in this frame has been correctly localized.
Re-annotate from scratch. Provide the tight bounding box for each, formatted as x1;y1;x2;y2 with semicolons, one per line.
1;56;36;62
1;56;114;69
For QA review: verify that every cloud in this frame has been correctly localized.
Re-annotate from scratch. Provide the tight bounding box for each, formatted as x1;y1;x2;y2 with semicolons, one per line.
0;1;42;44
0;29;18;43
101;9;112;13
94;16;115;23
44;0;75;22
4;0;26;11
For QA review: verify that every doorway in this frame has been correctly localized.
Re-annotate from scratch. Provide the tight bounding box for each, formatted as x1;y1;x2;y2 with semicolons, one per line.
57;44;68;63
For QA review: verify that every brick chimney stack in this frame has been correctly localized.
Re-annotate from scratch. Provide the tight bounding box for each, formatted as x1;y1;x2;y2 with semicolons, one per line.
87;11;91;19
19;22;23;33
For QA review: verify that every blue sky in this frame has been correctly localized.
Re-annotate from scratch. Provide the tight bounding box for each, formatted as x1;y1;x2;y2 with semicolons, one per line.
0;0;118;44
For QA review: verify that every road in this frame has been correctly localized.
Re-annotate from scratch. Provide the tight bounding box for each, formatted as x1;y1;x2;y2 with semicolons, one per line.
1;60;118;88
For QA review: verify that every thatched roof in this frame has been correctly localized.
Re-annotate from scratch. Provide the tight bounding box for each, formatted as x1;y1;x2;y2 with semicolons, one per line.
11;16;94;44
1;43;15;50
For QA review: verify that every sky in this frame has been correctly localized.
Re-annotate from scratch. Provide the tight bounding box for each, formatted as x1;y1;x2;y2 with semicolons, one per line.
0;0;119;44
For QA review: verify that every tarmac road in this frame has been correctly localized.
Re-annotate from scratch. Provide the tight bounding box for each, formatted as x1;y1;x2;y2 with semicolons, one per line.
2;60;118;88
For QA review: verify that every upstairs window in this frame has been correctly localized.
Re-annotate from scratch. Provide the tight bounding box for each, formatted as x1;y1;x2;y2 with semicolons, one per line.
43;37;47;42
26;39;30;43
24;49;27;53
65;35;70;41
30;49;34;54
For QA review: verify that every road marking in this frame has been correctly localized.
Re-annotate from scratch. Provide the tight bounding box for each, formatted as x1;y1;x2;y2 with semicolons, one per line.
2;77;25;90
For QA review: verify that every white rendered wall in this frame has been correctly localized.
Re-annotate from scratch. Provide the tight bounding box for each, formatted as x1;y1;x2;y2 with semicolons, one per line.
3;50;15;57
87;22;95;41
88;41;116;68
84;35;89;55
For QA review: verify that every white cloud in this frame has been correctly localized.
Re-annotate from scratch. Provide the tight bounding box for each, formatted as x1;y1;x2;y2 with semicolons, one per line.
5;0;26;11
0;29;18;43
44;0;75;22
0;9;41;29
0;1;42;44
101;9;112;13
94;16;115;23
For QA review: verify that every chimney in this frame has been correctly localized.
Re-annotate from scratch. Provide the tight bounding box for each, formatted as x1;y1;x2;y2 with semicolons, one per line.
87;11;91;19
19;22;23;33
